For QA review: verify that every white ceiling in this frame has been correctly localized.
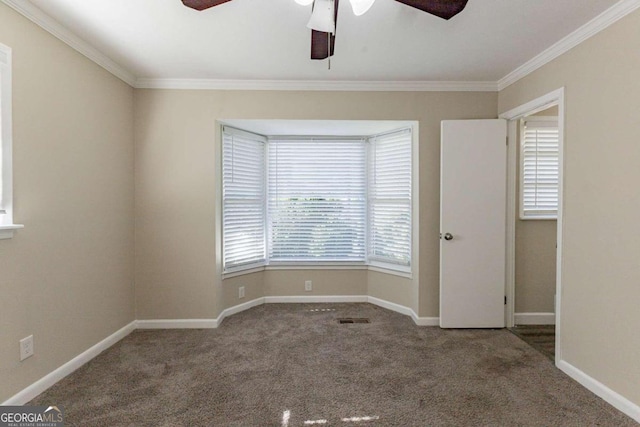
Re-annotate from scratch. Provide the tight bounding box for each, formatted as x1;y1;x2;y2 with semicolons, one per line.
22;0;621;82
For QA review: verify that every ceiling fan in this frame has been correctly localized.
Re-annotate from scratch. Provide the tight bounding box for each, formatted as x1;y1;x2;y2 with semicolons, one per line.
181;0;469;60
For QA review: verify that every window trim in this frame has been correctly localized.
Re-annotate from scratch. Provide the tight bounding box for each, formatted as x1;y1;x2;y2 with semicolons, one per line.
519;116;559;221
0;43;23;239
218;122;417;280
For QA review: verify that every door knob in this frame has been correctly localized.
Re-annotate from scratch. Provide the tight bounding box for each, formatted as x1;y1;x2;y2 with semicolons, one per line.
443;233;454;241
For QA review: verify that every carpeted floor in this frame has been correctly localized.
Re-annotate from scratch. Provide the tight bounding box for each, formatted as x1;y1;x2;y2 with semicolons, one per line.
30;304;636;426
509;325;556;361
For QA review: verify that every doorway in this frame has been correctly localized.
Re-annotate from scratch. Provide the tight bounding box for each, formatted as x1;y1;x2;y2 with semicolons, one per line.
500;88;565;365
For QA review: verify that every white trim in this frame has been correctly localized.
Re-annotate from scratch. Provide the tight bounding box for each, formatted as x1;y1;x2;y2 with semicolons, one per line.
223;266;265;280
216;297;265;326
558;360;640;423
497;0;640;90
135;319;218;329
367;296;413;317
0;224;23;239
500;88;565;365
134;79;498;92
366;297;439;326
411;315;440;327
0;0;136;86
514;312;556;325
265;264;368;271
264;295;368;304
1;321;136;405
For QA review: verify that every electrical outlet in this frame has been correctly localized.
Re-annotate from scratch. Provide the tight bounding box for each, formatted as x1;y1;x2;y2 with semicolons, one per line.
305;280;312;292
239;286;245;299
20;335;34;361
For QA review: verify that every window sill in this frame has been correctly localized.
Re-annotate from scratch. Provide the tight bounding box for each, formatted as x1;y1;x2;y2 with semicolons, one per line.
223;263;411;280
0;224;24;240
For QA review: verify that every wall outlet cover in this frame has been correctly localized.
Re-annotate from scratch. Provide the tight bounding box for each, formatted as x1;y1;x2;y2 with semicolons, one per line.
20;335;34;361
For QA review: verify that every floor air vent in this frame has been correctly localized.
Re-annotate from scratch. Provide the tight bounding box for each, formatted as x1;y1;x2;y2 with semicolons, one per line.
337;318;370;324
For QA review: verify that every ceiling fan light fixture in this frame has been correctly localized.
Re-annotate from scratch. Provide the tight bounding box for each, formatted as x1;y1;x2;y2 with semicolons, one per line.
307;0;336;34
294;0;314;5
348;0;375;16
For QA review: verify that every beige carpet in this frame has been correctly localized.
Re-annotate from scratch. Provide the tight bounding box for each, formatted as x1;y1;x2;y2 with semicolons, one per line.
30;303;636;426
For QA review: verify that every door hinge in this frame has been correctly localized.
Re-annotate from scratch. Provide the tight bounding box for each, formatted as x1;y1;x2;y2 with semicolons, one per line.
504;296;507;305
506;136;509;146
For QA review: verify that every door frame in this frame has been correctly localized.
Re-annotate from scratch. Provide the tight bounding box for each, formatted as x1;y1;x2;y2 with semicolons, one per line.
499;87;565;365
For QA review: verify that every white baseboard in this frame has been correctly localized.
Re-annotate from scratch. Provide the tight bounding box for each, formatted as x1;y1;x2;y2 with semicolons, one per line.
367;296;413;317
411;314;440;326
216;297;265;326
558;360;640;423
514;312;556;325
135;319;218;329
264;295;368;304
1;321;136;406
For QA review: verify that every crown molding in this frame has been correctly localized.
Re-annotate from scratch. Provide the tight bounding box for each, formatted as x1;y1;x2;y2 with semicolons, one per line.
134;78;498;92
497;0;640;91
1;0;136;86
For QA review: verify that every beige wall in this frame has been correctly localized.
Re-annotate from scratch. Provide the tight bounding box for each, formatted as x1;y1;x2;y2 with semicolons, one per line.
134;90;498;320
515;106;557;314
499;9;640;406
264;270;367;297
0;5;134;402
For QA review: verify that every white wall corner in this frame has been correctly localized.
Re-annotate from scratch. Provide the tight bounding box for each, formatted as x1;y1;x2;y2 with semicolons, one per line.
1;320;136;406
514;312;556;325
557;360;640;423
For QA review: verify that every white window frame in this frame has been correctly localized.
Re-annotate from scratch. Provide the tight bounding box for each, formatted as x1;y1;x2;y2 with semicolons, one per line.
219;123;416;279
367;128;412;274
519;116;559;220
221;126;267;274
0;43;23;239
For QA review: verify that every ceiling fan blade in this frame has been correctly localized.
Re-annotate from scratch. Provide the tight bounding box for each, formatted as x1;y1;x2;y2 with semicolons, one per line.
394;0;468;20
311;30;336;60
310;0;340;60
182;0;233;11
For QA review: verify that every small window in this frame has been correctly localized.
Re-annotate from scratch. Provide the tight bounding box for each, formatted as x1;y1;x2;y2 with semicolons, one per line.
0;42;21;239
222;126;267;271
520;117;559;219
368;129;412;267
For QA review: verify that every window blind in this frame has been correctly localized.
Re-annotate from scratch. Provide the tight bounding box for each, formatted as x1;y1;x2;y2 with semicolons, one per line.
268;138;366;262
368;129;412;266
521;119;559;218
222;126;266;270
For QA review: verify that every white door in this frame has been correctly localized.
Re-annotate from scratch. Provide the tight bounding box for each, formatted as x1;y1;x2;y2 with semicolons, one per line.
440;119;507;328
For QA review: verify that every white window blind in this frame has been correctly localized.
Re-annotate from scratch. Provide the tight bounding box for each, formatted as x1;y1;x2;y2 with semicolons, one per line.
368;129;412;266
268;138;366;262
521;118;559;219
222;127;266;270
